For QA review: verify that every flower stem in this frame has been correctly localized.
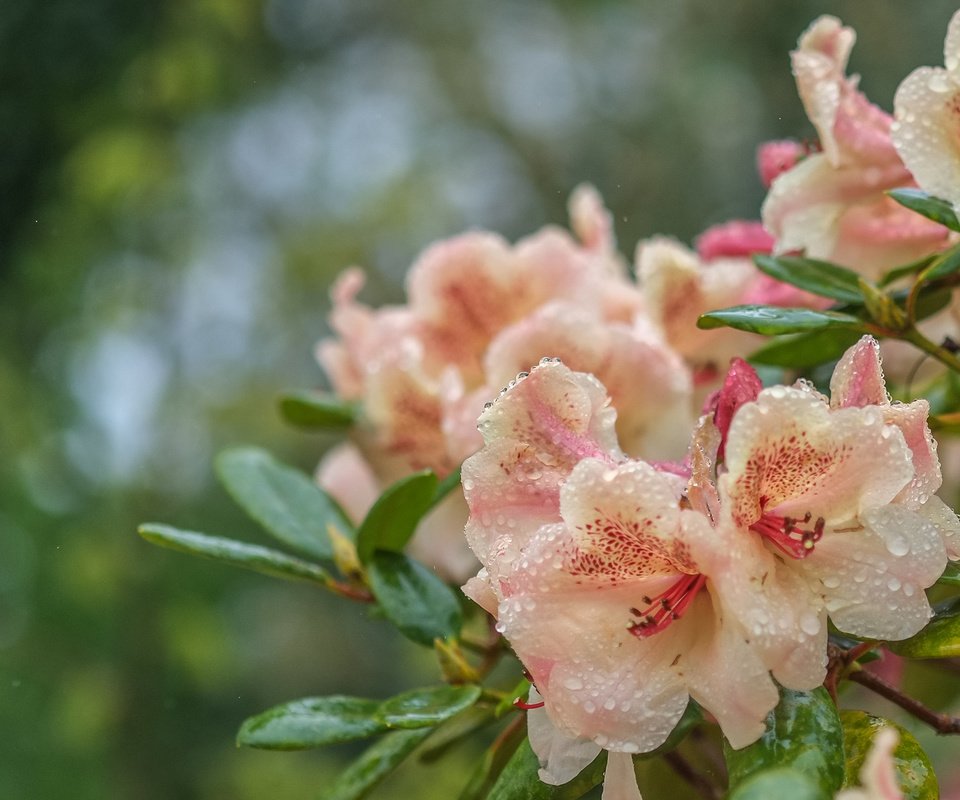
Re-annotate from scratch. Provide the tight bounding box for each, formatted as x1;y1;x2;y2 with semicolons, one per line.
901;326;960;374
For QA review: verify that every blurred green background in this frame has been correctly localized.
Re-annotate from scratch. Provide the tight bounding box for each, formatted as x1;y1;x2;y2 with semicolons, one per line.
4;1;960;797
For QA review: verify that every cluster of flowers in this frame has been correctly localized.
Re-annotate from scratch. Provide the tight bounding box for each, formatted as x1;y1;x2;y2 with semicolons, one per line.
315;11;960;799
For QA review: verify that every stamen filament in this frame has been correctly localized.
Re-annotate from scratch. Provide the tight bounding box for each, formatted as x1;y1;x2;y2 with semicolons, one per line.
628;574;706;638
750;510;825;559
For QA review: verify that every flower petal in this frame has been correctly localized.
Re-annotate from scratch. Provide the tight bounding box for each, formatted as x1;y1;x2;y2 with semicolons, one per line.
602;751;643;800
830;335;889;409
803;505;946;640
917;494;960;560
315;442;380;525
720;387;914;527
526;691;603;786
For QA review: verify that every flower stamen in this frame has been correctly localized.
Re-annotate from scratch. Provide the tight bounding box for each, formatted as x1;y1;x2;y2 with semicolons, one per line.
750;510;825;559
628;574;706;638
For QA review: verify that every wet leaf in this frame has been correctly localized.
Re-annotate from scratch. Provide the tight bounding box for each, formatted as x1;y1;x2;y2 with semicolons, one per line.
936;562;960;588
278;390;356;430
728;768;827;800
366;551;463;646
485;737;606;800
753;255;864;303
377;684;481;729
749;329;862;368
238;696;386;750
840;711;937;799
216;447;354;560
888;596;960;658
356;470;438;563
698;306;866;336
888;188;960;233
138;524;331;586
919;246;960;283
724;687;844;796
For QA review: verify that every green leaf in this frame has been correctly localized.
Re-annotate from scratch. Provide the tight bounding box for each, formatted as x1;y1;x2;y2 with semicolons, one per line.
486;737;606;800
728;768;827;800
888;596;960;658
278;390;356;430
937;562;960;587
753;255;864;303
911;286;953;322
458;718;530;800
878;254;939;288
377;684;481;729
356;471;438;563
432;465;463;507
698;306;866;336
749;329;862;368
216;447;354;561
238;696;386;750
919;245;960;283
366;551;463;646
138;524;331;586
418;705;495;763
888;188;960;232
320;728;434;800
840;711;938;799
724;687;844;796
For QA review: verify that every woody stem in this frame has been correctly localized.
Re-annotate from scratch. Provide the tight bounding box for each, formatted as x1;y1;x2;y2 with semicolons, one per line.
848;668;960;734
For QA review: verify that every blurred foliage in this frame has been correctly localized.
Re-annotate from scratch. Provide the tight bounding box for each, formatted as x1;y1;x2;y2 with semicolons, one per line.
4;0;960;797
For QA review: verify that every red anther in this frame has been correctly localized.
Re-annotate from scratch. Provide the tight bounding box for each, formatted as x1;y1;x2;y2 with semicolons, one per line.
513;697;545;710
628;574;706;638
750;510;825;559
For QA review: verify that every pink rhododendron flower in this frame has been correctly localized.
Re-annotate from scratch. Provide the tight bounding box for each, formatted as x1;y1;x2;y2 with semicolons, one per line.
762;16;950;277
710;337;956;648
892;10;960;213
462;361;808;796
637;227;824;382
835;727;903;800
318;187;692;578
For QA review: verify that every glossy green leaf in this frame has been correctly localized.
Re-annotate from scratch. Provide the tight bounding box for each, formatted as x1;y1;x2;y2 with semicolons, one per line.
366;551;463;646
753;255;864;303
911;286;953;322
888;188;960;232
458;718;530;800
377;684;481;729
888;596;960;658
724;687;844;796
238;696;386;750
418;705;495;763
432;465;463;507
728;768;827;800
698;306;866;336
840;711;938;799
749;328;862;368
278;390;356;430
216;447;354;561
138;524;331;586
486;737;607;800
320;727;434;800
937;562;960;587
356;470;438;563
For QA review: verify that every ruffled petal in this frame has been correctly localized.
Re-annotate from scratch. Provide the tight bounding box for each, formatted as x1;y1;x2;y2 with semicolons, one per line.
484;303;691;460
462;361;622;566
720;387;914;527
802;505;946;640
526;692;603;785
917;494;960;560
830;336;889;408
314;442;380;525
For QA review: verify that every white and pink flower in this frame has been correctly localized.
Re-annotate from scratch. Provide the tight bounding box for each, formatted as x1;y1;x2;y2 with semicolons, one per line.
762;16;950;277
461;361;807;796
892;10;960;214
318;187;692;578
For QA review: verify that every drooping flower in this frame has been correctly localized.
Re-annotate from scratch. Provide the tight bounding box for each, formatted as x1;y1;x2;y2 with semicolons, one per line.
892;10;960;213
462;360;811;796
317;187;692;578
762;16;950;277
710;337;956;648
835;727;903;800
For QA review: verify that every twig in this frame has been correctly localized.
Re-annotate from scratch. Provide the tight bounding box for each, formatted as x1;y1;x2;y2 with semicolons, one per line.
848;668;960;734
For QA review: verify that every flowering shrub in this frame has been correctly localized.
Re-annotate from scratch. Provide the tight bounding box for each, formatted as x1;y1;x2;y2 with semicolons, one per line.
141;11;960;800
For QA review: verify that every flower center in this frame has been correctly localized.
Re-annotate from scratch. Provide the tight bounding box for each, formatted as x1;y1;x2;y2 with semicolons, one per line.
628;574;706;638
749;510;824;559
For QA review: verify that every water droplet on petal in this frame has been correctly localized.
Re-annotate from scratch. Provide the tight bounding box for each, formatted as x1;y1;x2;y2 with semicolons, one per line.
886;535;910;557
887;576;902;591
563;676;584;691
800;610;821;636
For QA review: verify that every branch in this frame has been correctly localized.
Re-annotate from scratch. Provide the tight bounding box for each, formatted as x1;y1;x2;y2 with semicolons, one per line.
848;668;960;734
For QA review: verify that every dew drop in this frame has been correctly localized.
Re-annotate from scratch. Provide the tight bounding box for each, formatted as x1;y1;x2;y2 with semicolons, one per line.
927;73;952;93
887;576;902;591
886;535;910;557
583;701;596;714
799;610;821;636
563;676;584;690
822;575;841;589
